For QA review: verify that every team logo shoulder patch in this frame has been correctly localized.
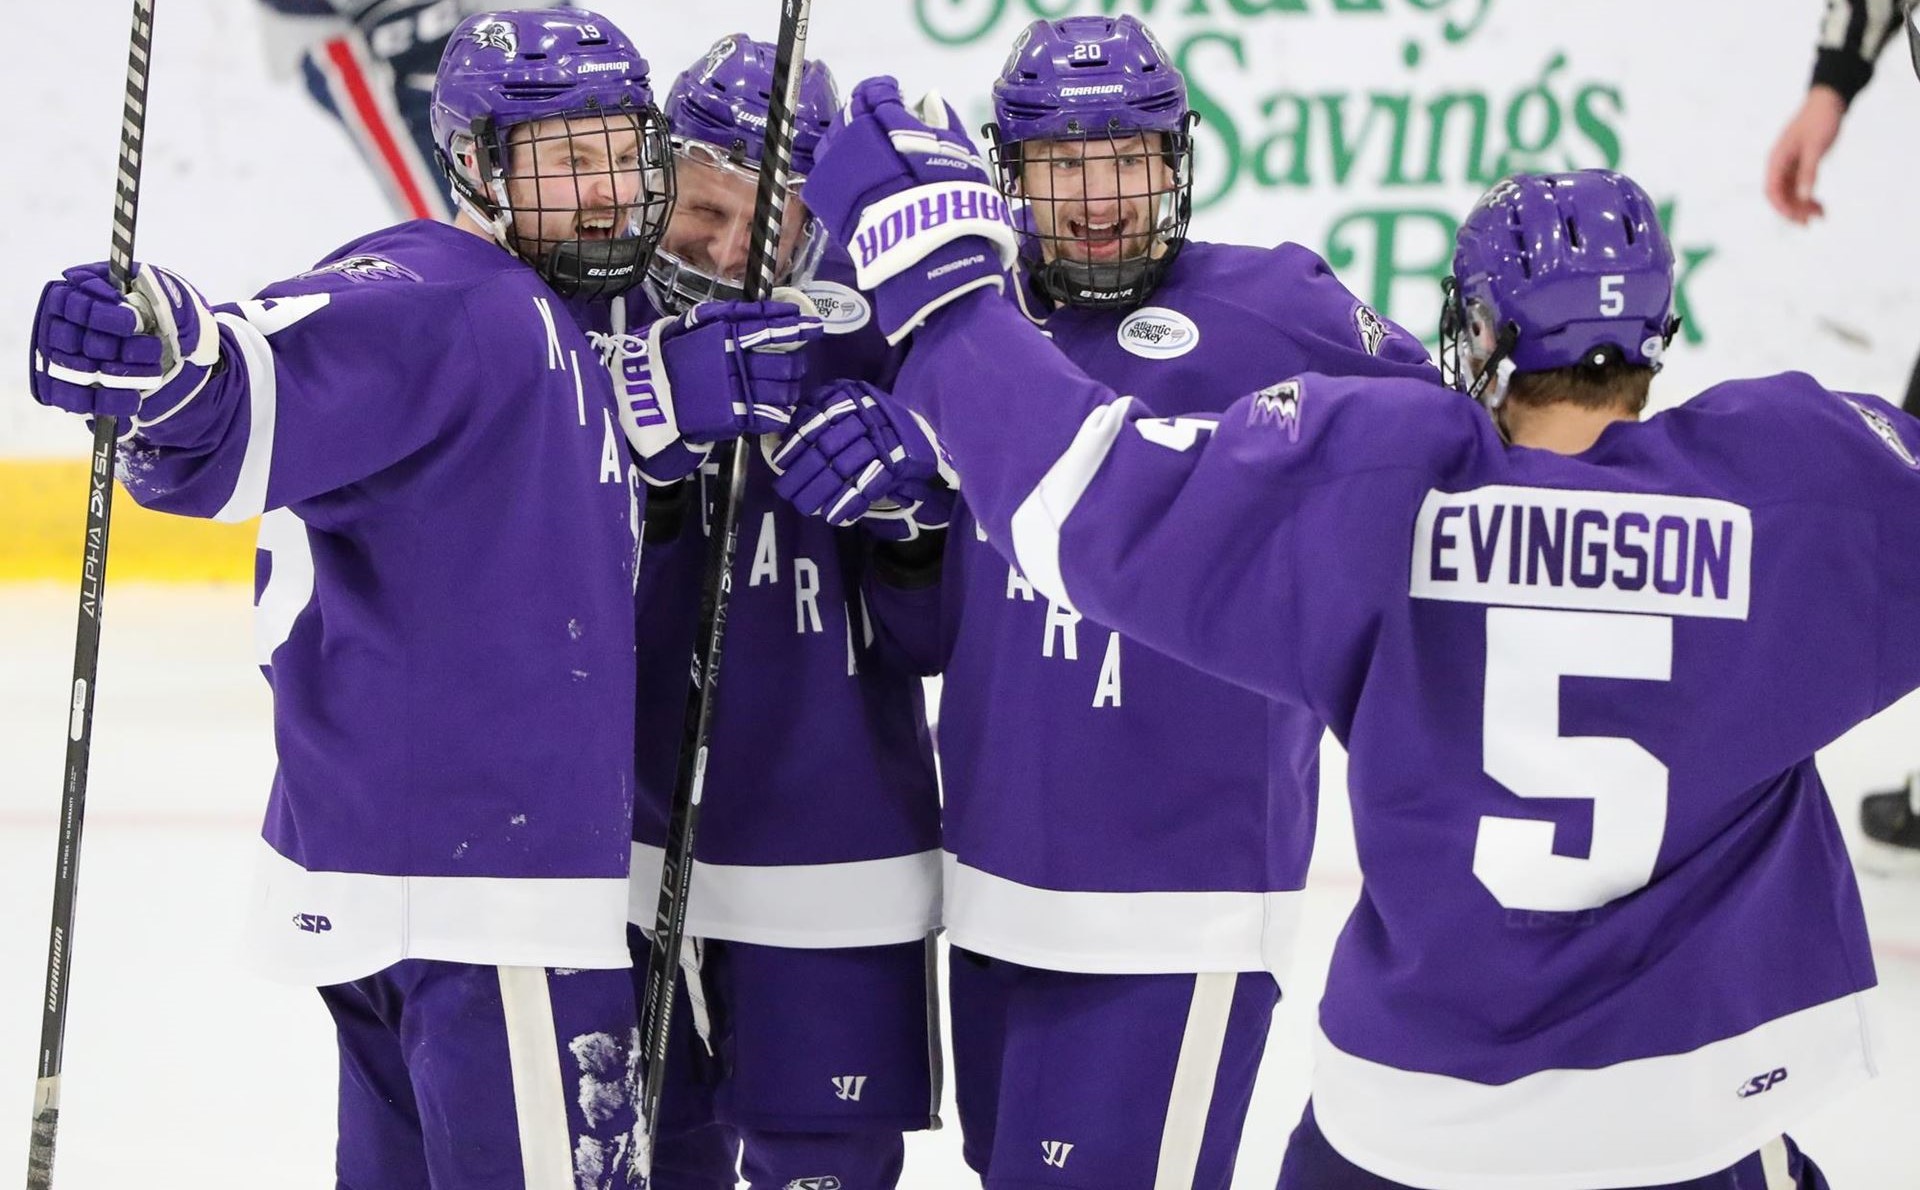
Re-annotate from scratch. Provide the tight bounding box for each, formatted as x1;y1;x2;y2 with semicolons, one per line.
1117;306;1200;360
296;254;423;285
1841;396;1919;468
1354;303;1390;356
469;18;517;56
802;280;872;335
1247;379;1304;442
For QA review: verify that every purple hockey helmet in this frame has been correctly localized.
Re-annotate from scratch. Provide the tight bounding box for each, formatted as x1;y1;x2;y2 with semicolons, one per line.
430;9;675;298
646;34;840;313
986;15;1195;310
1441;170;1679;406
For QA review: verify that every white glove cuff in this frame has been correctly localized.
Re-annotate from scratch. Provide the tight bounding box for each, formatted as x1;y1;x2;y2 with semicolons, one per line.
847;181;1019;291
619;314;685;461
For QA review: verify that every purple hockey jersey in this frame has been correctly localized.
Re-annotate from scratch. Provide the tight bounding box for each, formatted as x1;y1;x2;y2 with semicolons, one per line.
891;289;1920;1187
928;241;1433;974
620;255;943;948
119;221;643;986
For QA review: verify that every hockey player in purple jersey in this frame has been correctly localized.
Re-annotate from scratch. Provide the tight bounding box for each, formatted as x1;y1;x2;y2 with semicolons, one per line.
618;36;945;1190
801;83;1920;1186
782;20;1433;1189
26;10;823;1187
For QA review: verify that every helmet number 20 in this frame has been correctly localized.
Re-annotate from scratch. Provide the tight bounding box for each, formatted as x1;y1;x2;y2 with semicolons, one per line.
1598;274;1626;317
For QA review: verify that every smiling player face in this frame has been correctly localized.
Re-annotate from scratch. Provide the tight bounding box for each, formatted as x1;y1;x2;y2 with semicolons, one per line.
656;142;811;292
502;113;650;263
1019;132;1173;265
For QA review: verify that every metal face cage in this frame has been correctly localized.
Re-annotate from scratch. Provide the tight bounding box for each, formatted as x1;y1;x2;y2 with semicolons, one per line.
452;101;677;298
645;138;819;314
988;118;1195;311
1438;277;1517;406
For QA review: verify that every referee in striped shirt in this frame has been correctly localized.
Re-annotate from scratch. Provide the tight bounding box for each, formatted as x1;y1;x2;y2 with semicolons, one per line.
1767;0;1920;865
1765;0;1913;232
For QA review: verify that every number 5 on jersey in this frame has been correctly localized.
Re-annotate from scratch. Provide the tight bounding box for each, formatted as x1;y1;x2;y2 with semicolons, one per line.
1473;607;1671;912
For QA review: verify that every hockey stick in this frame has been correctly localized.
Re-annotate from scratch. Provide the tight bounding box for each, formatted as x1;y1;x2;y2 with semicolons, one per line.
635;0;813;1170
27;4;156;1189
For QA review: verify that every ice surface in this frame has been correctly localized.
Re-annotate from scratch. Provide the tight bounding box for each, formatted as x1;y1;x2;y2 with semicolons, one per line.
1;586;1914;1187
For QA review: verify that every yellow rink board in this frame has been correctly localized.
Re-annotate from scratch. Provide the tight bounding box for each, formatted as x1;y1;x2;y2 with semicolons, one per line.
1;459;255;583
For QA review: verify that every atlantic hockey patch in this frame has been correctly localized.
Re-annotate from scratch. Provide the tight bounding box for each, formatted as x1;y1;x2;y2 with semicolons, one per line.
469;18;517;56
1247;379;1303;442
1353;303;1390;356
1117;306;1200;360
297;254;422;285
1841;396;1919;468
802;280;873;335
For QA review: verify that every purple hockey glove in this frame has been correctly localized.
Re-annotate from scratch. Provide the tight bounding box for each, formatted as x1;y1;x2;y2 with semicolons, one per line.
615;288;824;483
29;261;221;429
767;380;956;542
806;76;1017;345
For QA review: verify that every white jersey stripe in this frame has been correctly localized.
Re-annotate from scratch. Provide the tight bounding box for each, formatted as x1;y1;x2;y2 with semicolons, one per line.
243;838;631;985
253;508;315;667
497;967;575;1190
211;311;278;523
1759;1137;1795;1190
628;844;940;947
1153;973;1237;1190
1311;989;1878;1190
1009;397;1139;612
943;854;1305;976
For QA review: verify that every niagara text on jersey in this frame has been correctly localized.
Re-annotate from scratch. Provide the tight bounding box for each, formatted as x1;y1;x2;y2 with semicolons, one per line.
118;221;643;985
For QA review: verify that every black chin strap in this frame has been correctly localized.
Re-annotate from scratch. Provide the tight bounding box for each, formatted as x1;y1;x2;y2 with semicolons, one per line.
1029;243;1181;311
541;237;650;299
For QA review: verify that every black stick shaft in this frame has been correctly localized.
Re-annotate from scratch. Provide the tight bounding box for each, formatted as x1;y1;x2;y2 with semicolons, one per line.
28;4;154;1188
636;0;813;1167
